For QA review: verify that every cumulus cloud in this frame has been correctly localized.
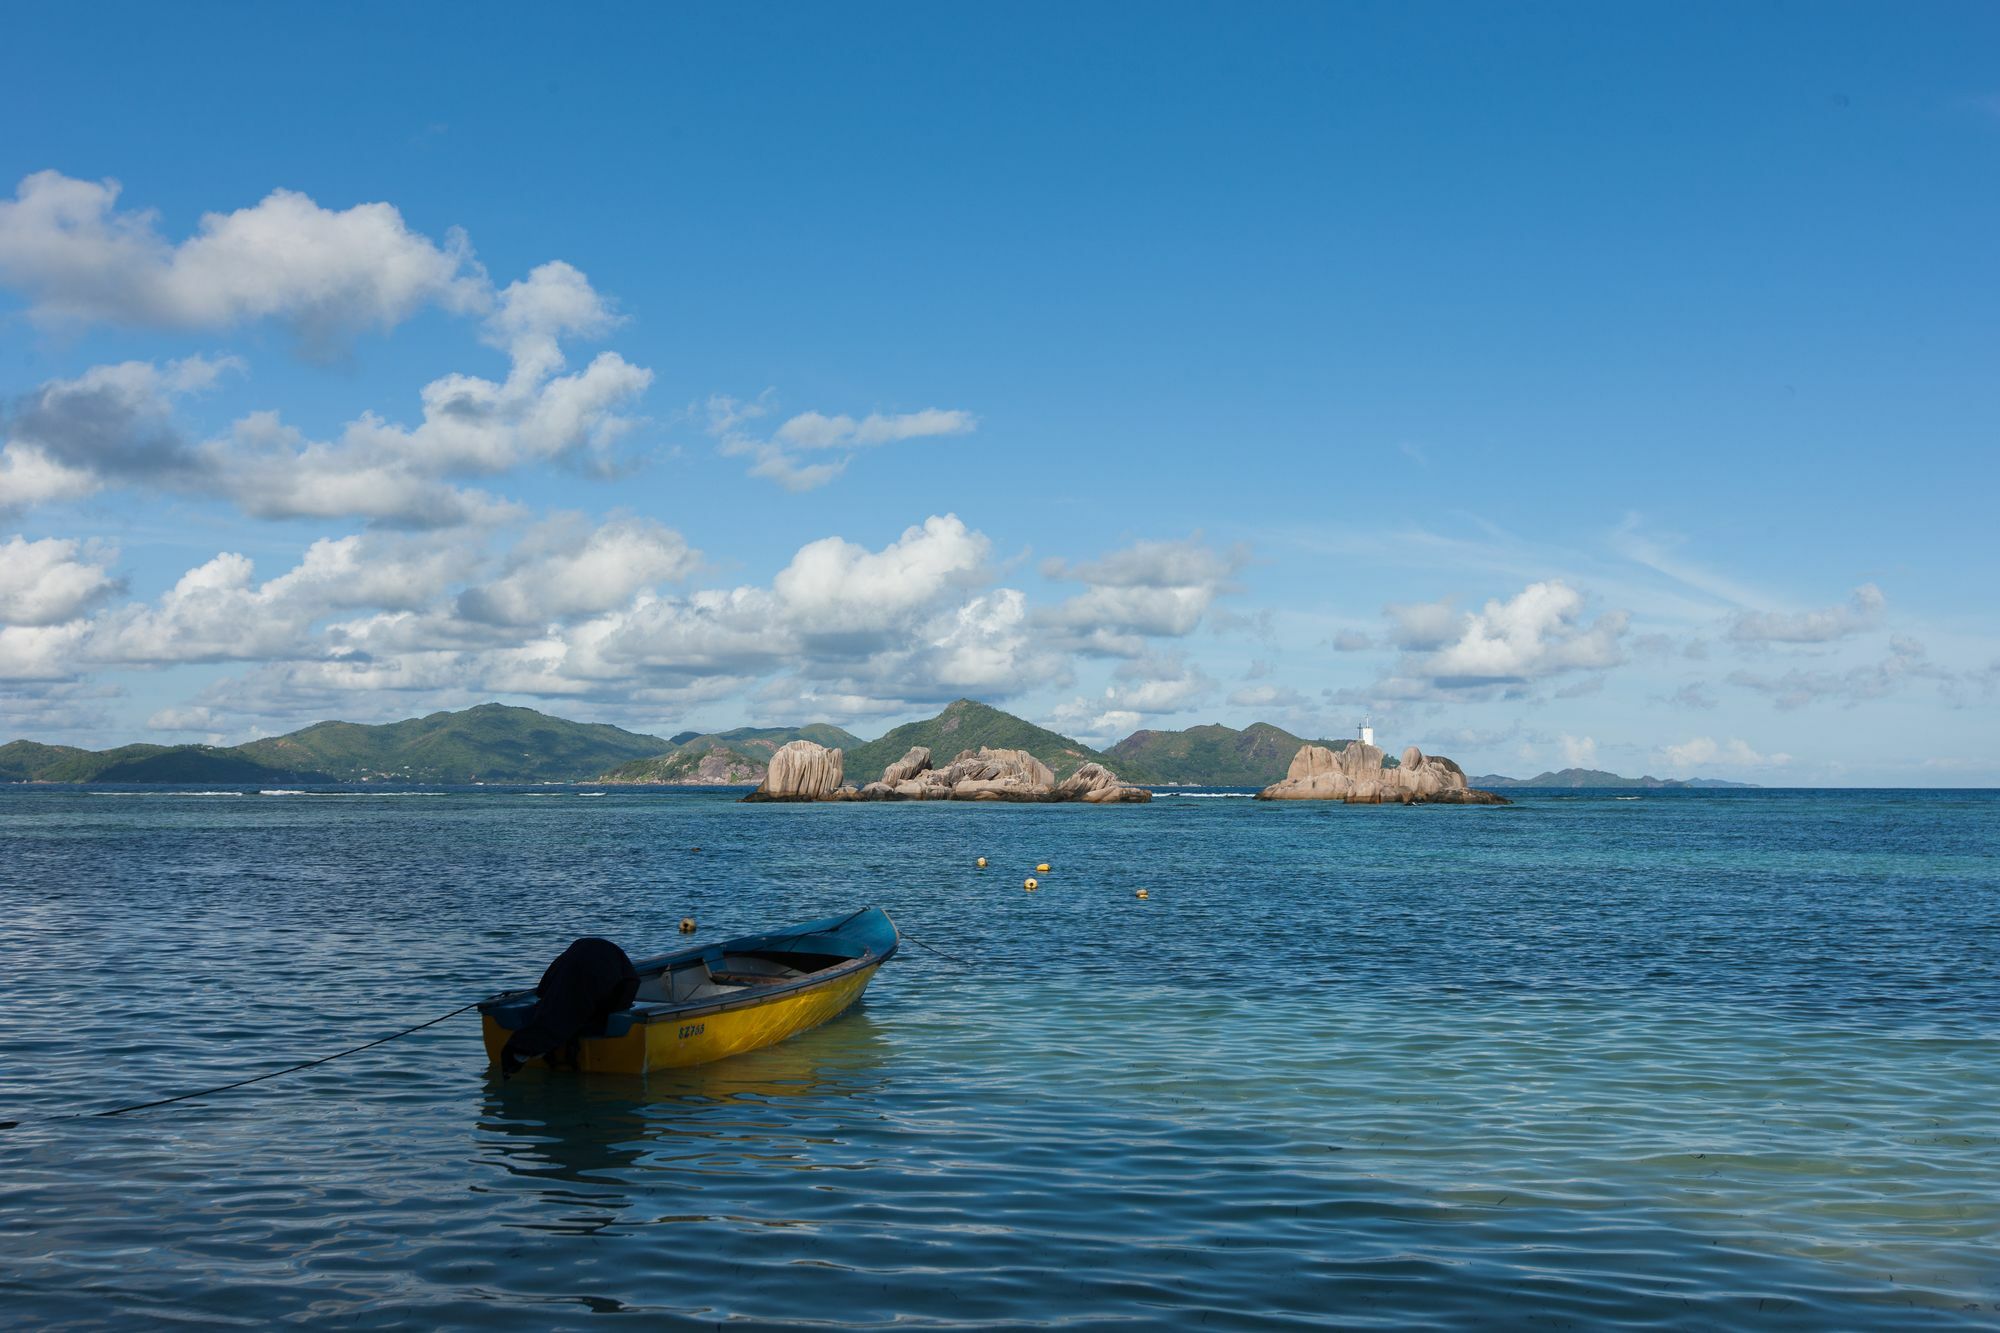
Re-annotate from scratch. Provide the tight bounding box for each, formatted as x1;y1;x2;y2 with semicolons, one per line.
1043;653;1216;745
709;395;976;491
0;622;89;681
0;172;650;526
0;171;484;346
0;680;119;735
1662;736;1793;769
1040;536;1248;655
2;264;646;528
1330;629;1373;652
1104;653;1214;713
208;265;649;526
0;535;121;625
457;515;698;626
1729;584;1885;645
0;356;237;510
1384;598;1459;650
1042;698;1144;746
1360;581;1629;704
110;514;1048;728
8;515;1261;734
1424;582;1628;684
1559;734;1598;767
84;533;480;667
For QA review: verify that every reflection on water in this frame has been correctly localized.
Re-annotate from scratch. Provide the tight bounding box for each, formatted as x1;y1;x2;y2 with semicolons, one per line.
1;787;1997;1327
478;1012;893;1235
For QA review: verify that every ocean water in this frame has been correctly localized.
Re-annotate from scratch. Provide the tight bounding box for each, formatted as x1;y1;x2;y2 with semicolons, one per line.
0;786;1996;1328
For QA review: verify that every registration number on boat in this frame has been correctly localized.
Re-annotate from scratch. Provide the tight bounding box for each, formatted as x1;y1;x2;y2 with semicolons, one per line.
678;1023;705;1039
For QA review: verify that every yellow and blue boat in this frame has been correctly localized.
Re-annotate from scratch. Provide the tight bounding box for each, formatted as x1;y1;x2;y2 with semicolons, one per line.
479;907;898;1075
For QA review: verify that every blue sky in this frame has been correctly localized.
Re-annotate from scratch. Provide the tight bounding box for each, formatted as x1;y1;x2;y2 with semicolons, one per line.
1;3;1995;783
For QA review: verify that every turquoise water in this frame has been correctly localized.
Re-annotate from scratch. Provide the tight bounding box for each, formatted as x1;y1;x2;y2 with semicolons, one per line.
1;786;1996;1327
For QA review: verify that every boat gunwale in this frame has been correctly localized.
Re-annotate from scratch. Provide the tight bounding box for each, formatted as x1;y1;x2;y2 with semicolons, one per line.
478;910;897;1027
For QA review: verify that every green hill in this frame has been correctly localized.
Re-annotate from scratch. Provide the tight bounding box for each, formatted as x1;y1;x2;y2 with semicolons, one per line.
0;740;93;782
599;745;766;785
1105;722;1356;787
0;740;331;784
233;703;673;782
666;723;861;759
843;699;1146;783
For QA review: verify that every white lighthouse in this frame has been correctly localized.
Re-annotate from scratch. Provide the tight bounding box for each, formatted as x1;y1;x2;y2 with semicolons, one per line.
1358;716;1374;748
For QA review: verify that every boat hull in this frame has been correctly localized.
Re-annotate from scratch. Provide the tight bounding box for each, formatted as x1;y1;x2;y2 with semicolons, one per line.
479;907;896;1075
480;957;883;1074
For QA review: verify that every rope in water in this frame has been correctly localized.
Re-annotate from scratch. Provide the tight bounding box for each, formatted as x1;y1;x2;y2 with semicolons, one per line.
0;999;482;1131
1;921;982;1131
898;932;979;966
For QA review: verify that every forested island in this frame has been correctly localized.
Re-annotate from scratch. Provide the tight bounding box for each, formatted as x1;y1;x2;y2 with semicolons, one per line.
3;700;1752;790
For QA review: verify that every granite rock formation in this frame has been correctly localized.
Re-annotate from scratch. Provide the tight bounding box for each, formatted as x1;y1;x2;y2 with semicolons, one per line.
744;740;846;801
747;741;1150;803
1255;742;1507;805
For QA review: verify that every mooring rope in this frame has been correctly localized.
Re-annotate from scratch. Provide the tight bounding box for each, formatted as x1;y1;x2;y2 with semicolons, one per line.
899;931;980;966
0;999;482;1131
2;917;987;1131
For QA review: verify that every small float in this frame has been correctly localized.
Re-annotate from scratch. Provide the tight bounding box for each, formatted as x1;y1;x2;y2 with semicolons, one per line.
479;907;897;1075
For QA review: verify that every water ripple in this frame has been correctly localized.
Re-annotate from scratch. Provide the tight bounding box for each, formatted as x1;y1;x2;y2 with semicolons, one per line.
0;787;1996;1326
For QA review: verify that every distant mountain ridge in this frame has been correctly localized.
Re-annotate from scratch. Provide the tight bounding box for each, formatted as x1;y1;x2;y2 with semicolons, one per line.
4;704;672;784
1107;722;1355;788
0;740;331;784
1469;768;1758;789
232;704;673;782
666;724;862;758
599;746;768;785
843;699;1139;783
8;703;1757;790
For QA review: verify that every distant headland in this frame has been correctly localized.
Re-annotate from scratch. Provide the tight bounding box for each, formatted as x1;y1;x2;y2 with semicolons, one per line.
0;699;1753;791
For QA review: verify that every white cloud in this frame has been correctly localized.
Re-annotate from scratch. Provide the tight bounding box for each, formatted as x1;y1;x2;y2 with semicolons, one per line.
1384;598;1459;650
1662;736;1793;770
1330;629;1373;652
1347;581;1630;705
9;515;1260;736
84;533;479;666
1042;698;1144;746
710;396;977;492
0;356;237;509
1425;582;1627;684
0;174;649;527
1040;536;1248;654
1103;653;1214;713
138;513;1034;727
0;171;484;345
457;515;698;626
211;272;650;525
774;408;976;449
0;444;101;509
1559;734;1598;767
0;267;647;528
771;515;991;634
1229;683;1310;710
1729;584;1885;645
0;535;121;625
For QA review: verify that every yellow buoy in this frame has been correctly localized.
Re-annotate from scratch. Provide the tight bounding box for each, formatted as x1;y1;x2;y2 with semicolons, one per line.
1135;889;1149;899
679;917;697;934
1024;877;1039;891
1035;862;1051;873
976;857;987;868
